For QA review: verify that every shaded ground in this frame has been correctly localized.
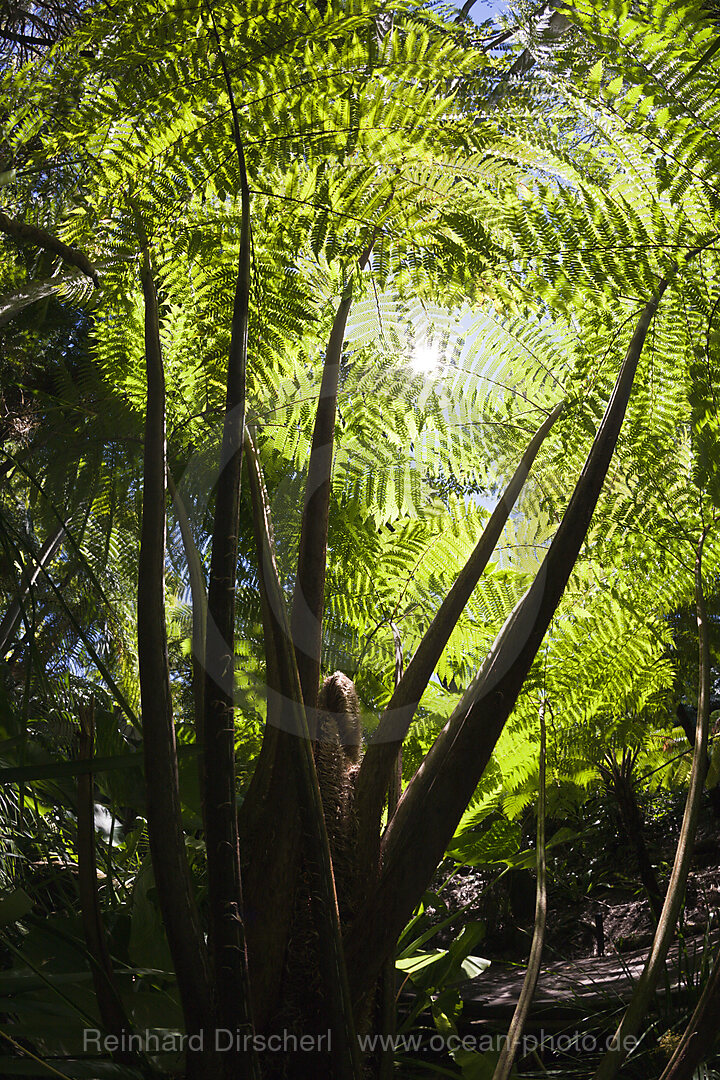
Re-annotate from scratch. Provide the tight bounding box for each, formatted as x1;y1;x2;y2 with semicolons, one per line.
460;930;719;1027
425;807;720;1025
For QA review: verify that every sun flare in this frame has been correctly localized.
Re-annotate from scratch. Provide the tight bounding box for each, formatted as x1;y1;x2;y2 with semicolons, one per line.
411;340;441;374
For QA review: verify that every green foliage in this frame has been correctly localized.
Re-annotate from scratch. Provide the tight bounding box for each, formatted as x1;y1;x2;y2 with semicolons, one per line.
4;0;720;1070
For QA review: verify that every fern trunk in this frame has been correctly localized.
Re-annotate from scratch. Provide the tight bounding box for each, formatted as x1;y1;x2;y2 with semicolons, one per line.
245;429;361;1080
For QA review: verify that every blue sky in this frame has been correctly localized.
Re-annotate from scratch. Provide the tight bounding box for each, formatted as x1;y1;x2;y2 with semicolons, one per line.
457;0;513;24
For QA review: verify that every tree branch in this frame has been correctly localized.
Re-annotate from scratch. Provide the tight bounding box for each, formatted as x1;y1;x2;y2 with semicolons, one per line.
0;211;99;285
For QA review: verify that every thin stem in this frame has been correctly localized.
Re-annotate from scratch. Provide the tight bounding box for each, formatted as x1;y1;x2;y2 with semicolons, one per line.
593;529;712;1080
492;700;547;1080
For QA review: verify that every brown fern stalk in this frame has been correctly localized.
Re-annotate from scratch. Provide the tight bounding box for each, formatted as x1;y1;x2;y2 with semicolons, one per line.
137;252;216;1079
201;9;258;1068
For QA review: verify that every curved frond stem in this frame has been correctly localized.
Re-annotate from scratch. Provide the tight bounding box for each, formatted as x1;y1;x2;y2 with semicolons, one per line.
355;401;563;854
0;525;64;655
0;273;88;327
0;450;118;625
0;517;138;728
